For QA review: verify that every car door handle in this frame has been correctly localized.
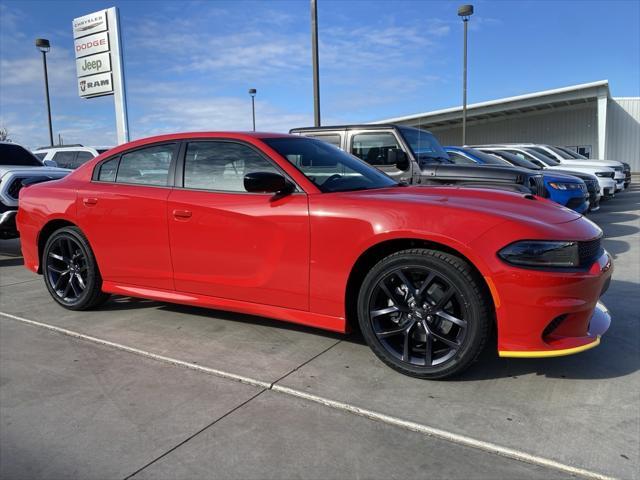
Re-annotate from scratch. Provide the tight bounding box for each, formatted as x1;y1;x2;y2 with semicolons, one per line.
172;209;192;219
83;197;98;206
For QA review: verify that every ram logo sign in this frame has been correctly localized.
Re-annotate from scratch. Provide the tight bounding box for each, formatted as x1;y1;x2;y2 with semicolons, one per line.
77;72;113;97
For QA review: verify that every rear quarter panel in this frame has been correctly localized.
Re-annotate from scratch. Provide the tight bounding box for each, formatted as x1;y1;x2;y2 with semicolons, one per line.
17;178;78;272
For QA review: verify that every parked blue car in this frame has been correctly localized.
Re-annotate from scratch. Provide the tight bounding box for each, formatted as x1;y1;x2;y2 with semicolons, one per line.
444;146;589;214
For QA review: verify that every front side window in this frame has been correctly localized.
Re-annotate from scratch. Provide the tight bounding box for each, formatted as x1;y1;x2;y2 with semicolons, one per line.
183;141;280;192
351;133;402;166
34;152;46;160
116;144;175;186
263;137;397;193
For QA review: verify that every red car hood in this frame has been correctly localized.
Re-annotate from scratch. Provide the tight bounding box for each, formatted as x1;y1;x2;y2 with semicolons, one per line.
345;186;582;226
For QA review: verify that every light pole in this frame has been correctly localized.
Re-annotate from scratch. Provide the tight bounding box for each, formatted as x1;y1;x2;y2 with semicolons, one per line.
457;4;473;145
35;38;54;147
248;88;257;131
310;0;321;127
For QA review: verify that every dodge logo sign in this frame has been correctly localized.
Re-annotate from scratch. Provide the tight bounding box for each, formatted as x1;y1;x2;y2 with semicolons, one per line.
74;31;109;59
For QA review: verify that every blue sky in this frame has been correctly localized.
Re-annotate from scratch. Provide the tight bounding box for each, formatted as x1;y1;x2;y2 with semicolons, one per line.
1;0;639;148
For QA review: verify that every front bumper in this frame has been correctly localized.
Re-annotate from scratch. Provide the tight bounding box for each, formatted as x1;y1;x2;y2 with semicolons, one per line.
499;301;610;357
490;250;613;357
0;209;18;239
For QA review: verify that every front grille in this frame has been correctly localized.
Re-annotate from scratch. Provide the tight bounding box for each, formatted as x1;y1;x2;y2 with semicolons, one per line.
567;197;586;209
578;238;603;267
7;177;27;199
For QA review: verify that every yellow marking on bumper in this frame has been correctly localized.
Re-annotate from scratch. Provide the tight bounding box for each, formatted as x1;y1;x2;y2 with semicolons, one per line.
499;336;601;358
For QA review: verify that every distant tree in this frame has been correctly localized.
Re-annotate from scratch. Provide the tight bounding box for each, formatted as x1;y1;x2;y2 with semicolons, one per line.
0;126;9;142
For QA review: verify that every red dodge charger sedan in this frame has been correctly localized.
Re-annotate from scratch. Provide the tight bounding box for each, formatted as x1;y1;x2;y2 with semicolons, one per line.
16;132;612;378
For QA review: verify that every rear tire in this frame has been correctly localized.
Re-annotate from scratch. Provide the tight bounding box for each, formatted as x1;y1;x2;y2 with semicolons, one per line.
357;248;491;379
42;226;110;310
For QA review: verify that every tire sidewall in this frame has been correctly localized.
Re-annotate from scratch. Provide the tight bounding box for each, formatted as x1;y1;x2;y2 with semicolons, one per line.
43;227;100;309
357;251;487;379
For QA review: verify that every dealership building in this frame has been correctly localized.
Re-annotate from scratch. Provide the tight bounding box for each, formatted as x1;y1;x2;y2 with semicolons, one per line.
373;80;640;172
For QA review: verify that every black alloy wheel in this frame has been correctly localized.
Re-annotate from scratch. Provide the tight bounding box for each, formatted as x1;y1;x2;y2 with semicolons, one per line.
358;249;490;379
43;226;110;310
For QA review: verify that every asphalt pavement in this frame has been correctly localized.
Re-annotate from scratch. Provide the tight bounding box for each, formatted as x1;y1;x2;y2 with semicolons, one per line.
0;184;638;480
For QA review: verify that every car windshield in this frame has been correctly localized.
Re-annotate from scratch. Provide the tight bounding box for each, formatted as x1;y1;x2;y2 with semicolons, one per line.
398;127;450;163
0;143;42;166
521;148;560;166
96;149;110;154
543;145;576;160
263;137;398;193
556;146;588;160
463;148;511;165
483;150;541;170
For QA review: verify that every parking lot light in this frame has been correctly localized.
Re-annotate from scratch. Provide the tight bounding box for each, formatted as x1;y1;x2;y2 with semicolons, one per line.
249;88;257;131
35;38;54;147
457;4;474;145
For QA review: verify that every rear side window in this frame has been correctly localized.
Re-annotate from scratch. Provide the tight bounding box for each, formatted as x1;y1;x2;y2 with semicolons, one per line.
52;151;78;168
306;134;341;148
116;144;175;186
98;157;118;181
75;151;94;166
351;133;401;166
183;141;280;192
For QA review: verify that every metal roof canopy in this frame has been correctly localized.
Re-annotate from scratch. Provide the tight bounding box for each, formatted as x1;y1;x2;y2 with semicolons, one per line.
371;80;610;128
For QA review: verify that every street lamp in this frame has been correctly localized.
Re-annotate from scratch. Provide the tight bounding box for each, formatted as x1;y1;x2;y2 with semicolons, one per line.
35;38;54;147
310;0;320;127
248;88;257;131
457;4;473;145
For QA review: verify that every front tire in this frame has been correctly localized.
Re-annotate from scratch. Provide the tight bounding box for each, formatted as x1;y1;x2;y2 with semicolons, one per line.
357;248;491;379
43;226;110;310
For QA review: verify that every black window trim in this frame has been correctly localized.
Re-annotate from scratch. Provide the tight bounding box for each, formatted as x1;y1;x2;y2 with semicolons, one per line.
91;141;179;188
174;138;302;195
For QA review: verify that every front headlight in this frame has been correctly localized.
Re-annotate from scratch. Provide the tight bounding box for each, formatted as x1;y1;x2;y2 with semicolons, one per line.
595;171;614;178
498;240;579;268
548;182;582;190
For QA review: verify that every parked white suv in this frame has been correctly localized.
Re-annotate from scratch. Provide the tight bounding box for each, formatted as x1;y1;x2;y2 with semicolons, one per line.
503;143;626;191
476;146;618;198
33;145;111;170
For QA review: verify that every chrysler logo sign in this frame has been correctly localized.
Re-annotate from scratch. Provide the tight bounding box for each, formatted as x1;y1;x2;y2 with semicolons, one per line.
73;10;108;39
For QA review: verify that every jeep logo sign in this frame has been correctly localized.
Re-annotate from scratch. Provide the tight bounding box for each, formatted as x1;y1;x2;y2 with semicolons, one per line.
74;31;109;59
76;52;111;78
77;72;113;97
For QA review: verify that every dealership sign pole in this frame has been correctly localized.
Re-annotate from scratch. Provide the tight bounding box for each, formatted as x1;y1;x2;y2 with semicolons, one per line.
73;7;129;144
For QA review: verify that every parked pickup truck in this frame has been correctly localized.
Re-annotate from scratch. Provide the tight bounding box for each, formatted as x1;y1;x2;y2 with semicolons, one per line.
290;125;546;197
1;142;70;239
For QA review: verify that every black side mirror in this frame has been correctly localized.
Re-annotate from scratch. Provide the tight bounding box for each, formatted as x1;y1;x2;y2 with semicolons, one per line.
387;149;410;171
244;171;294;194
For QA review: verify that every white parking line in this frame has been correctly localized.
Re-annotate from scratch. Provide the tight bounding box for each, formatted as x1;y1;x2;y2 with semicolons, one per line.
0;310;618;480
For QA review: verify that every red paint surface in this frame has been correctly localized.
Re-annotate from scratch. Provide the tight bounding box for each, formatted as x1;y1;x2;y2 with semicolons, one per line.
17;132;612;355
